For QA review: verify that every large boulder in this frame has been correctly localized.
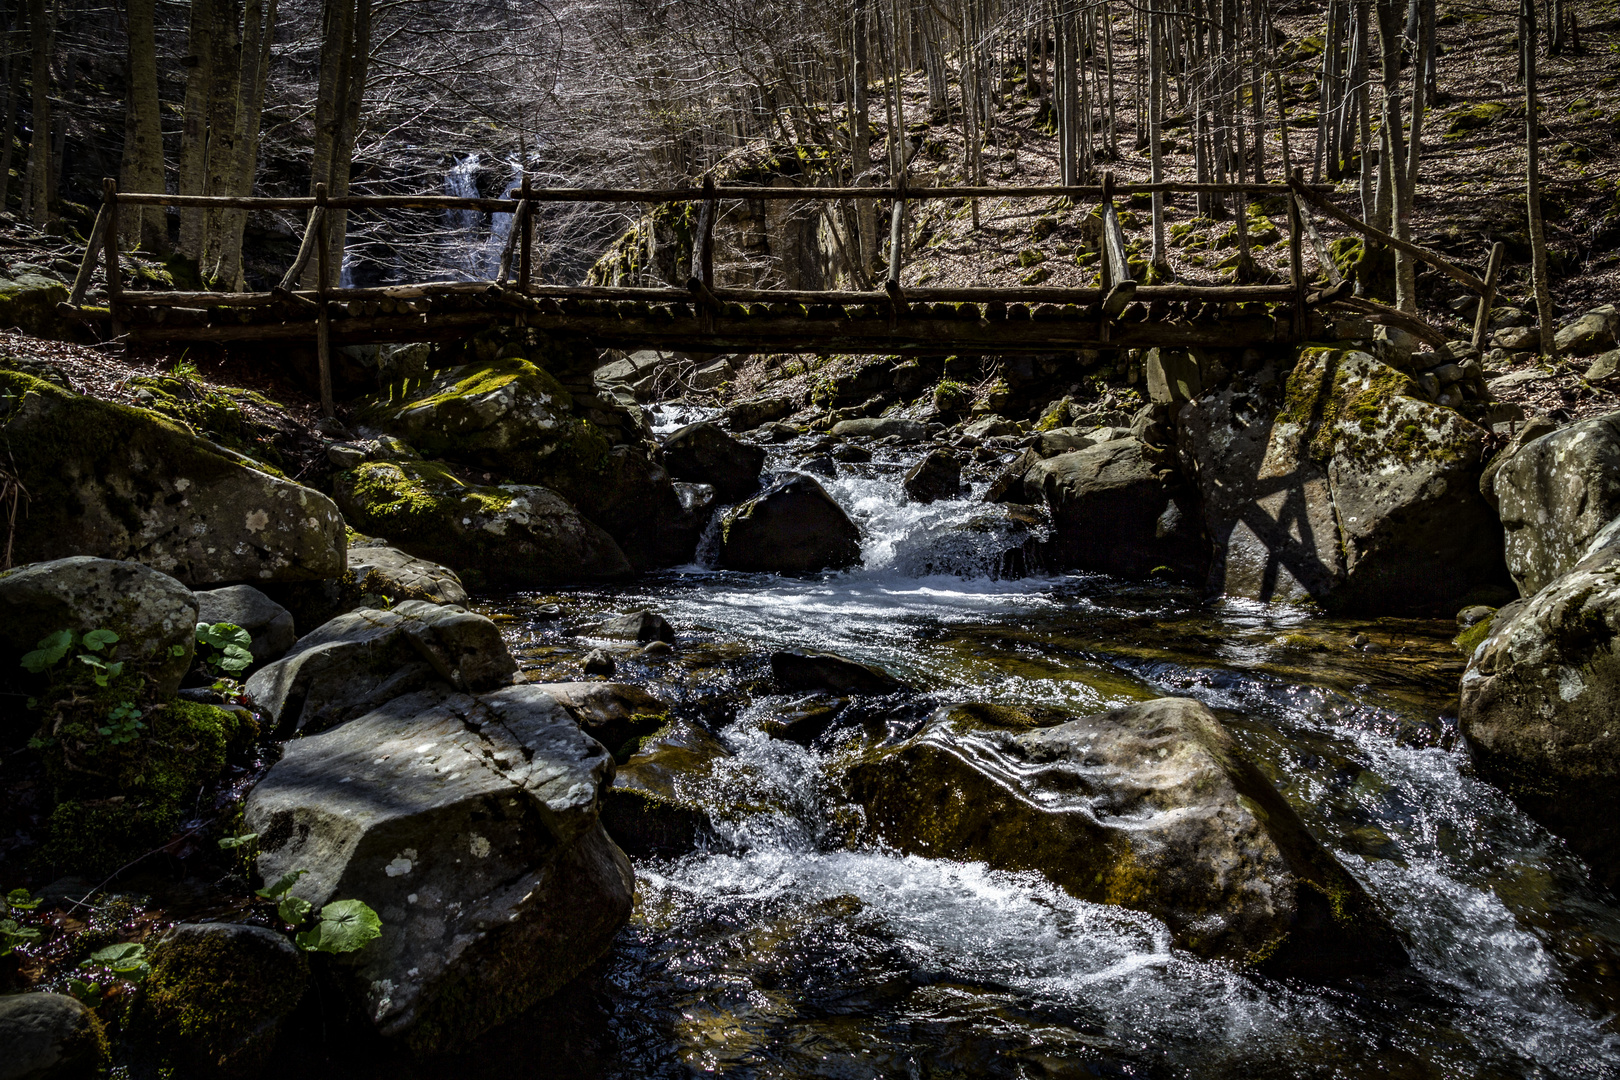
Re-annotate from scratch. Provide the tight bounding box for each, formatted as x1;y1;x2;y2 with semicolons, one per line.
842;699;1407;977
0;992;107;1080
1492;412;1620;596
0;370;345;586
243;684;634;1054
1459;536;1620;890
0;557;196;707
126;922;308;1079
1552;306;1618;357
661;422;766;502
333;460;632;588
244;600;517;736
1178;347;1506;614
194;585;296;667
1027;438;1205;581
537;681;671;757
902;449;962;504
717;474;862;574
556;446;699;571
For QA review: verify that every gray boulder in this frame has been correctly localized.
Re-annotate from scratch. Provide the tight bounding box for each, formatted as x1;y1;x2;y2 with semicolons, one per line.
0;370;345;586
1460;537;1620;890
842;698;1408;978
243;684;634;1054
718;475;862;574
539;681;670;757
1585;350;1620;383
1493;412;1620;596
334;461;632;587
1178;347;1506;613
346;541;469;607
902;449;962;504
661;422;766;502
0;993;106;1080
126;923;308;1079
724;395;794;431
0;558;196;708
1029;438;1205;581
829;417;928;442
194;585;296;667
587;609;675;644
1553;306;1618;357
244;600;517;735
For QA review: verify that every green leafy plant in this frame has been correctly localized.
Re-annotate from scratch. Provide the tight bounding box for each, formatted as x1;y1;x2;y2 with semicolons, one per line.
20;627;126;688
195;622;253;676
0;888;43;957
255;869;381;954
69;941;150;1004
99;702;145;744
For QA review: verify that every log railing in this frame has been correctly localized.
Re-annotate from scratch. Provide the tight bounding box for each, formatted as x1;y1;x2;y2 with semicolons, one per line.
70;172;1507;415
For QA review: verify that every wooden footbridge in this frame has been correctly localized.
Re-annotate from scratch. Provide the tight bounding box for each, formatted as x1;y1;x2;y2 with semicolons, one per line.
67;168;1505;414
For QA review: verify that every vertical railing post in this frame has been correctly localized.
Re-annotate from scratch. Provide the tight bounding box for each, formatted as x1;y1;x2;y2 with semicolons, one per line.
1099;171;1114;293
314;182;334;419
102;179;124;336
1472;241;1506;355
1099;171;1137;321
518;171;533;291
69;190;109;307
1288;167;1307;339
884;170;908;321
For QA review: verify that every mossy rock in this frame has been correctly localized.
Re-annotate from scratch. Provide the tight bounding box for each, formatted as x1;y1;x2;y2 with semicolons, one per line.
41;700;252;876
1446;101;1509;136
932;380;972;415
127;922;309;1079
0;370;345;586
840;698;1408;977
0;271;76;341
333;459;632;587
129;375;290;473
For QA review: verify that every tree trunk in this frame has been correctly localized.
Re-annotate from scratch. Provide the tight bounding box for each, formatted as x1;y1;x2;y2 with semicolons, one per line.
200;0;242;277
1393;0;1431;312
176;0;215;259
1522;0;1554;353
302;0;370;288
23;0;51;229
120;0;165;251
211;0;276;287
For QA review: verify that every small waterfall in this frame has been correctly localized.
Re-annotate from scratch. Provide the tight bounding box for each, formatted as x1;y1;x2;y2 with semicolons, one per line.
443;153;522;280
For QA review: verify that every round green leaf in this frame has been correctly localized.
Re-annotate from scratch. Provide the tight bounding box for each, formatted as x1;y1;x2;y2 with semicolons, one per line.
278;895;313;926
301;899;382;954
81;629;120;653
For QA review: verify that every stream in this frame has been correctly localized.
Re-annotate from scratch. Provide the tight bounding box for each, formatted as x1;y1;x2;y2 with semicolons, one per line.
418;421;1620;1078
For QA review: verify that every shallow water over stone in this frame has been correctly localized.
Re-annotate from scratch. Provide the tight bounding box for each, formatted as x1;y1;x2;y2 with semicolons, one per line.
371;438;1620;1078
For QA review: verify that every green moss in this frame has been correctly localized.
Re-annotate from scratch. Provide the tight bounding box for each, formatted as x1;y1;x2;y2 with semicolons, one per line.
1278;347;1471;470
932;380;972;414
342;460;514;546
1453;616;1494;658
1446;101;1508;136
129;375;288;471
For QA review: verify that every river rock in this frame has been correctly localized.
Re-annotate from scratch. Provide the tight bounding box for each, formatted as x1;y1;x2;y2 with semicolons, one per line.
243;684;634;1054
334;460;632;588
539;681;670;756
661;422;766;502
1586;350;1620;383
1492;411;1620;596
554;446;695;572
194;585;296;667
1553;307;1618;357
599;717;729;857
346;540;469;607
829;417;928;442
244;600;517;735
0;558;197;709
582;649;615;677
0;992;107;1080
902;449;962;504
0;370;345;586
1027;438;1205;581
842;698;1408;977
587;609;676;644
1495;326;1541;352
725;395;794;431
1177;347;1506;614
986;448;1042;503
126;922;308;1079
718;474;862;574
771;648;909;695
1459;540;1620;889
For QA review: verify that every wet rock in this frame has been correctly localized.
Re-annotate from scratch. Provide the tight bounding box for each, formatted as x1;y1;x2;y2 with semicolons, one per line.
243;685;634;1054
799;455;836;478
718;475;862;574
588;609;676;643
582;649;616;678
771;648;909;695
244;600;517;735
842;698;1409;977
831;443;872;463
556;446;695;572
1178;348;1506;614
126;923;308;1079
0;557;197;708
1492;412;1620;596
760;695;847;745
0;992;107;1079
194;585;296;667
334;461;632;588
1460;539;1620;890
963;417;1021;440
661;422;766;502
669;482;718;558
1553;307;1618;357
829;417;928;442
902;449;962;504
540;681;670;756
986;448;1042;504
599;718;729;857
1028;438;1205;581
725;395;794;431
346;541;469;607
0;370;345;586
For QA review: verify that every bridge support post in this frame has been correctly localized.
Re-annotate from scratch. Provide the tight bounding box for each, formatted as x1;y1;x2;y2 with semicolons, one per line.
1288;168;1307;340
102;179;125;338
